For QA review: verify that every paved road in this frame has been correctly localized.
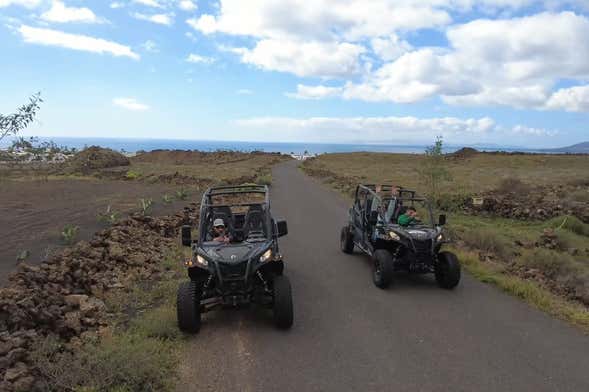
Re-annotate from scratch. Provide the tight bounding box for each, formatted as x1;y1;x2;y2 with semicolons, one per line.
178;160;589;392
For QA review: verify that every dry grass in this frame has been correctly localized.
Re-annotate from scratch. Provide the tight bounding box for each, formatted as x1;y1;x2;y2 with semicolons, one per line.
452;247;589;333
303;152;589;195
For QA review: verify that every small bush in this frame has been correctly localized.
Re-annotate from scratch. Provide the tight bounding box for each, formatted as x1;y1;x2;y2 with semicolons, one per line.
175;188;189;200
546;215;589;237
436;193;471;212
459;227;513;261
256;174;272;186
61;224;79;245
131;306;182;341
126;170;141;180
97;205;120;224
162;194;173;204
496;177;531;194
139;198;153;216
32;333;177;391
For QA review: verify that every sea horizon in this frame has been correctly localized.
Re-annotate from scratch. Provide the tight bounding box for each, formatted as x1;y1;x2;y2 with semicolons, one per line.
0;136;553;155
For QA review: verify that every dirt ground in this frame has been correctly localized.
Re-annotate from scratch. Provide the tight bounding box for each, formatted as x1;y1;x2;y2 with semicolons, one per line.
0;178;188;283
0;149;290;285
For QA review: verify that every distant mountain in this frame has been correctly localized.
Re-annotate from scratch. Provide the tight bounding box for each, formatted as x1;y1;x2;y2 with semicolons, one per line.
541;142;589;154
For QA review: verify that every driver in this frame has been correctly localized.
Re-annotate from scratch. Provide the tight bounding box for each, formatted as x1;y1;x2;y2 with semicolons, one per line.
398;207;419;227
211;218;231;244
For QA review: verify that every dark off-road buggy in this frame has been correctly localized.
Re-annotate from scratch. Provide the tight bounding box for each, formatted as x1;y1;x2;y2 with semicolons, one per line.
177;185;292;333
340;184;460;289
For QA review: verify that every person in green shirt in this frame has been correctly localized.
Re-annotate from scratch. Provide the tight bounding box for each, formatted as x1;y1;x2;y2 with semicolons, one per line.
398;207;419;227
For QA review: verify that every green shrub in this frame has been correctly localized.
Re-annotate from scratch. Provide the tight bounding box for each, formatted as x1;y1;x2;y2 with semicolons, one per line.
139;198;153;216
519;248;584;281
97;205;120;225
131;306;182;341
459;227;513;261
162;194;173;204
125;170;141;180
32;333;177;392
175;188;189;200
256;174;272;186
61;224;79;245
546;215;589;237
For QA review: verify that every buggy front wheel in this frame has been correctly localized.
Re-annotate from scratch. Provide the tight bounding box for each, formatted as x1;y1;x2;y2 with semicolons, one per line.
273;275;293;329
373;250;394;289
435;251;461;289
177;281;202;333
340;225;354;254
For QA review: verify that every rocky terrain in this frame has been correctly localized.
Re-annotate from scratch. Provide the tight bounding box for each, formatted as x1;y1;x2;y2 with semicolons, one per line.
0;206;199;391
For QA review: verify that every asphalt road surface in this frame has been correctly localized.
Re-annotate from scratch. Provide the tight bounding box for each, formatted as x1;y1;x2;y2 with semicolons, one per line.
177;160;589;392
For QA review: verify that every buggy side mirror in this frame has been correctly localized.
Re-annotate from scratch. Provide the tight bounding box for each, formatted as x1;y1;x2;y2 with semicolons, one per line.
438;214;446;226
181;225;192;247
369;210;379;225
276;220;288;237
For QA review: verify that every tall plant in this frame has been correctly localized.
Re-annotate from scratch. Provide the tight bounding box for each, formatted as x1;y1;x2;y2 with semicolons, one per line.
418;136;452;203
0;93;42;143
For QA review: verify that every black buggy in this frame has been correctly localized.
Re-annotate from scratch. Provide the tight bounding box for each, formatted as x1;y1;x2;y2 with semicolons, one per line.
177;185;292;333
340;184;460;289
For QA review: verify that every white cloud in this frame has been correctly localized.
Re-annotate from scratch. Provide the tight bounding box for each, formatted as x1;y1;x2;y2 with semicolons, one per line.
0;0;41;8
132;12;173;25
18;25;139;59
279;11;589;112
141;40;159;52
40;1;104;24
132;0;162;8
186;53;215;64
545;85;589;112
371;34;412;61
113;97;150;111
110;2;124;9
178;0;196;11
231;39;365;78
235;115;556;144
235;115;499;143
286;84;343;100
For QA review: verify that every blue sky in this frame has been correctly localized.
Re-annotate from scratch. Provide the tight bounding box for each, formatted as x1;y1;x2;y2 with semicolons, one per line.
1;0;588;147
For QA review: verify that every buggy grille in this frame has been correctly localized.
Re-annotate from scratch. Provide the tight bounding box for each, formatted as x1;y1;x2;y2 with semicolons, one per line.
219;263;248;280
413;239;432;254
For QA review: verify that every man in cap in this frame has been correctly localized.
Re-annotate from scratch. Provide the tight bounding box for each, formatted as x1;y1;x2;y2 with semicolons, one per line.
212;218;231;243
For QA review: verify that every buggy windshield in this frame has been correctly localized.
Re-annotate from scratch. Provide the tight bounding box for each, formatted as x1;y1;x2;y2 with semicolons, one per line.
200;203;270;245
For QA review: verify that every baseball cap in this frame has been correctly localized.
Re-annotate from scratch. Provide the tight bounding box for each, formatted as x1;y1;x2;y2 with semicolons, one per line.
213;218;225;227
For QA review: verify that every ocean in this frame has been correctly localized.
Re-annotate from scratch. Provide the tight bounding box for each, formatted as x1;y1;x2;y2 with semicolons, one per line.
0;136;539;155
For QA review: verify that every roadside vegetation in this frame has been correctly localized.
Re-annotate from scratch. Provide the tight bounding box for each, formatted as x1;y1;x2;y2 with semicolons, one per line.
31;247;187;392
301;142;589;331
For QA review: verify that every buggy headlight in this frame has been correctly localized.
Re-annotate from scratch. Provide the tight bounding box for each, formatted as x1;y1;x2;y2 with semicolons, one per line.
260;249;273;263
436;234;443;242
389;231;400;240
196;254;208;267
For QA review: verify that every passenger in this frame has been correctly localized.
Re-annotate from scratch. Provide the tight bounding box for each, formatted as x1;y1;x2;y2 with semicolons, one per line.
397;207;418;227
212;218;231;244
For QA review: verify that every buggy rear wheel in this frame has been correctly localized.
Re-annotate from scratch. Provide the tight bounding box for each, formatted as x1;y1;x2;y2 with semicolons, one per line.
340;225;354;254
273;275;293;329
177;281;202;333
435;251;461;289
372;250;394;289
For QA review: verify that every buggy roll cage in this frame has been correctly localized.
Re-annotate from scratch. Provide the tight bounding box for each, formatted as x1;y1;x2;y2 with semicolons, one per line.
355;184;435;228
198;185;273;243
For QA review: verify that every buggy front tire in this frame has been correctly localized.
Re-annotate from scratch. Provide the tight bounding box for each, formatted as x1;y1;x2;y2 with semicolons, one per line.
177;281;202;333
340;225;355;254
373;250;394;289
435;251;461;289
273;275;293;329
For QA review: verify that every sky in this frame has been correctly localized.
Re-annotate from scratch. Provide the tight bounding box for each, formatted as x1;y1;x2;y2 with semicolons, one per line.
1;0;589;147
